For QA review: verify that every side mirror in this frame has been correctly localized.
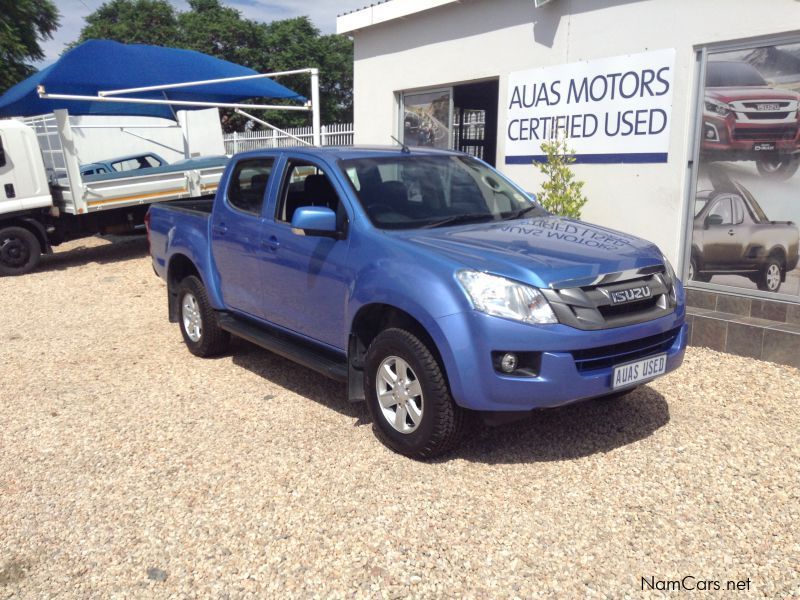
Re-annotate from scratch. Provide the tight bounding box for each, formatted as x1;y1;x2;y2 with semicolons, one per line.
705;214;724;229
291;206;338;237
0;136;6;168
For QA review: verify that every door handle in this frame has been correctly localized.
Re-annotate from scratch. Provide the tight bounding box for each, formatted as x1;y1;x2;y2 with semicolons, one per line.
727;229;735;236
263;235;280;251
4;184;15;199
212;223;228;235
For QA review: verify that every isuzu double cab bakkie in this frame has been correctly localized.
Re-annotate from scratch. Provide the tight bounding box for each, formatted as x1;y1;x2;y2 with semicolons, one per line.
147;146;687;458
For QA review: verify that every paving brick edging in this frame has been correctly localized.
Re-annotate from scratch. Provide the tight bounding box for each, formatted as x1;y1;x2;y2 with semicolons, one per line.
686;289;800;368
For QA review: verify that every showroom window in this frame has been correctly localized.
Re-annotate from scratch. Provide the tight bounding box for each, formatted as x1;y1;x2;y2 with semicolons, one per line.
400;80;500;166
685;35;800;301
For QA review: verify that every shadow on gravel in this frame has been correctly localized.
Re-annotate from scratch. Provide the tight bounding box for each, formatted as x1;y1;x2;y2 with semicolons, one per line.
452;386;670;464
36;235;148;273
229;340;668;462
231;339;368;423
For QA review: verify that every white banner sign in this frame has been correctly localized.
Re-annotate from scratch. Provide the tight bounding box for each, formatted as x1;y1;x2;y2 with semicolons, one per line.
505;48;676;164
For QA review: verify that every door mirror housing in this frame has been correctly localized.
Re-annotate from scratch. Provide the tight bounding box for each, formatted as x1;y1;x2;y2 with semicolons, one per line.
705;213;724;229
291;206;338;237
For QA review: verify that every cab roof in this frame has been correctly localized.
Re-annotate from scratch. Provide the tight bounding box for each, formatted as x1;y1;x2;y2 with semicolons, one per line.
234;145;463;161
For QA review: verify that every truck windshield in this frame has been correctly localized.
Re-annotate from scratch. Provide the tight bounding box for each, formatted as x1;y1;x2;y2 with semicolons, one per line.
706;61;767;87
340;155;544;229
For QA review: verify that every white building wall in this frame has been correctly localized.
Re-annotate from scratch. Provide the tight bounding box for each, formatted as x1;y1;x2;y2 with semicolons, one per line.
348;0;800;265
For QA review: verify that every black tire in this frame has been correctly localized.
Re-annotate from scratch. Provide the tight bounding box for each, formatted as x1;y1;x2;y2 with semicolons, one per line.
756;257;782;293
364;328;465;459
689;257;711;283
0;226;42;276
756;156;800;181
177;275;230;357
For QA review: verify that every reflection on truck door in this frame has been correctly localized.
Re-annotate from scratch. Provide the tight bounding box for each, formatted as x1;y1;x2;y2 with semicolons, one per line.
258;158;352;349
211;157;275;318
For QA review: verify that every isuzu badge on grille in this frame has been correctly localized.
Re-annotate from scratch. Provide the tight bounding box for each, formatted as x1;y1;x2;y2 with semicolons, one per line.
610;285;652;305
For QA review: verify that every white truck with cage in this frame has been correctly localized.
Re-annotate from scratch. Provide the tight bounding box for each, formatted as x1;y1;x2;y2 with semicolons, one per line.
0;108;318;275
0;110;230;275
0;56;321;276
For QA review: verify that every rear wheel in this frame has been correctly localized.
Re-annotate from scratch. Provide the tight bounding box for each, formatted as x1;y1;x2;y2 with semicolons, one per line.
756;156;800;181
756;258;782;292
0;226;41;276
177;275;230;356
364;328;465;459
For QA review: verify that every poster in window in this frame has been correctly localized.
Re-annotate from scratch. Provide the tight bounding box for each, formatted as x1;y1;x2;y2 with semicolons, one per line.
402;90;451;149
690;42;800;298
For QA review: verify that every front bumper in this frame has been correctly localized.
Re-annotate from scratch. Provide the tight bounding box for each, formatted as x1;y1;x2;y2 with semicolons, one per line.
701;113;800;157
434;303;687;412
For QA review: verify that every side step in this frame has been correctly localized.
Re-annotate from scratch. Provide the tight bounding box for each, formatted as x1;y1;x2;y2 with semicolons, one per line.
217;313;348;382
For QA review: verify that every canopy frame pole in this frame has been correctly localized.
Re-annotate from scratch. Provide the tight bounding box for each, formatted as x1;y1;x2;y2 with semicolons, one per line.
37;90;311;112
234;109;312;146
311;68;321;146
97;68;315;97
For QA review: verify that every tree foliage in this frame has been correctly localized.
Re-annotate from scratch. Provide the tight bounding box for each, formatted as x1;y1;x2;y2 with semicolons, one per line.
73;0;353;127
535;137;588;219
0;0;60;93
77;0;179;47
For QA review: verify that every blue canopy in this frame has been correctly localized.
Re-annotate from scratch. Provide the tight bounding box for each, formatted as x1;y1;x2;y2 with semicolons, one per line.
0;39;305;119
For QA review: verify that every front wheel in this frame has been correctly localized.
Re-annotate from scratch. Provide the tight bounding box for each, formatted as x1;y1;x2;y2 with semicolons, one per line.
177;275;230;357
364;328;466;459
756;258;782;292
0;226;41;276
756;156;800;181
688;257;711;283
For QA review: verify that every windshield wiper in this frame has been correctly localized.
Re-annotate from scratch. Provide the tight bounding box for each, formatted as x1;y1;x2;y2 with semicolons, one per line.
421;213;496;229
504;204;544;221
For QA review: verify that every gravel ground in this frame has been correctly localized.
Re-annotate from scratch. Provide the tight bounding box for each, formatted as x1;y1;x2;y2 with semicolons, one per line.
1;235;798;599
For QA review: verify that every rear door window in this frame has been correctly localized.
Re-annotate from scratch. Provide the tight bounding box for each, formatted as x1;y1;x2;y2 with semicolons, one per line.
227;158;275;216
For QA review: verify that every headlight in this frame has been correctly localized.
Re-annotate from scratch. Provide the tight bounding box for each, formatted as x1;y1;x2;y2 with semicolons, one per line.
704;99;732;117
661;255;676;282
660;255;678;304
456;270;557;324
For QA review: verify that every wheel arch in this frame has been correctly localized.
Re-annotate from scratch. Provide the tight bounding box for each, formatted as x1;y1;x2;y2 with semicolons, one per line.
347;303;453;404
166;253;202;322
766;245;788;281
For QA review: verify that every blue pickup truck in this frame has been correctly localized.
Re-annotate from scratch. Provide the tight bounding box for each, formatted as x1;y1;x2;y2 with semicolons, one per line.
147;146;687;458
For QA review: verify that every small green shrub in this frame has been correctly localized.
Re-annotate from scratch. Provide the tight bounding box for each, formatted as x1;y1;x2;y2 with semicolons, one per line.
534;137;588;219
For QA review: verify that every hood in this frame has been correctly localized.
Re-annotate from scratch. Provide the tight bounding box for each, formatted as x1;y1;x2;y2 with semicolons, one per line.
705;87;799;103
393;215;665;289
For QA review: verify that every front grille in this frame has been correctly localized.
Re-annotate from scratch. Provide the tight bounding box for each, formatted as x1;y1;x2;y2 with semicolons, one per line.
572;327;681;373
541;267;676;331
732;126;798;141
745;111;792;120
741;101;791;110
597;297;659;319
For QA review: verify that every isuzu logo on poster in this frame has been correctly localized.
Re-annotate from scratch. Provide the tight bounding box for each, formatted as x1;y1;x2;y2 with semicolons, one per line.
505;48;676;164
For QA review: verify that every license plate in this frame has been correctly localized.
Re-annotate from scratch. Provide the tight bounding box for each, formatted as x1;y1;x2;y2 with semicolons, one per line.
612;353;666;389
753;142;776;152
756;103;780;111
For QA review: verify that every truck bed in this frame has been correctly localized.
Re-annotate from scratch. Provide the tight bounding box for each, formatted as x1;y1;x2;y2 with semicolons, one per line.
54;156;228;215
160;197;215;215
